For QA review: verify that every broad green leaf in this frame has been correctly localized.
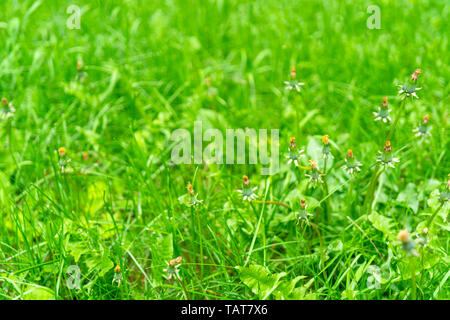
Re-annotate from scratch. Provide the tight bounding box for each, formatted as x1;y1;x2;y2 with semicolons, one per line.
23;286;55;300
396;183;419;213
368;211;394;238
237;265;285;299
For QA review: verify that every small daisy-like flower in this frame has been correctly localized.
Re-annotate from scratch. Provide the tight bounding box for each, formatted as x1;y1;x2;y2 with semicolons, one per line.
296;198;313;224
286;137;304;166
413;114;431;138
397;229;416;253
237;175;258;201
397;69;422;100
57;147;71;172
186;183;203;206
417;227;429;247
76;61;87;82
373;96;392;123
0;97;16;119
342;149;363;175
376;141;400;168
305;159;324;188
284;66;305;92
58;147;66;157
204;77;218;96
112;264;123;286
163;256;182;281
438;175;450;203
321;135;333;159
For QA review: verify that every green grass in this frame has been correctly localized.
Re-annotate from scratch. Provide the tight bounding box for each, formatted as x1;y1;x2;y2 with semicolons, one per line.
0;0;448;300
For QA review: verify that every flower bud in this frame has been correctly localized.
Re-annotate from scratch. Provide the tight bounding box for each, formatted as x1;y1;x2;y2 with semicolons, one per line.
58;147;66;157
384;141;392;152
347;149;354;158
397;229;410;243
290;137;297;149
290;66;296;79
300;198;306;209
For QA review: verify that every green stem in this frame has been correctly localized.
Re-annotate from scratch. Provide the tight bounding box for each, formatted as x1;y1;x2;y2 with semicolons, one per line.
387;98;406;141
426;202;444;229
252;200;291;209
410;257;416;300
322;157;330;223
175;273;190;300
363;165;380;214
367;167;385;213
196;208;204;279
347;178;354;217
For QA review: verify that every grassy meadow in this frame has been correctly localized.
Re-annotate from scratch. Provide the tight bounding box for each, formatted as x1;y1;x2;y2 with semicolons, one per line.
0;0;449;300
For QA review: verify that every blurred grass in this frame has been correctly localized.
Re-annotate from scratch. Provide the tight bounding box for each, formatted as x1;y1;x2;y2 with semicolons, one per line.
0;0;448;300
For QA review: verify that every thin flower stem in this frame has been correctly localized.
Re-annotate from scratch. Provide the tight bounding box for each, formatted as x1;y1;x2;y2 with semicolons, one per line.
322;157;331;223
196;208;204;279
426;202;444;228
387;98;406;141
347;179;354;217
410;256;417;300
364;165;385;215
175;273;190;300
363;164;380;214
245;202;265;266
251;200;291;209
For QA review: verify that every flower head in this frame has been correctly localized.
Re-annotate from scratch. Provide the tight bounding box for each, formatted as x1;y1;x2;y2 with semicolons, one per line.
413;114;431;138
237;175;258;201
82;151;89;161
376;141;400;168
284;66;305;92
0;97;16;119
186;183;203;206
57;147;71;172
321;135;333;159
286;137;304;167
342;149;363;175
58;147;66;157
373;96;392;122
112;264;123;286
398;69;422;100
397;229;416;253
76;61;87;81
305;159;324;188
187;183;194;195
296;198;313;224
438;174;450;204
417;227;429;247
163;256;183;280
